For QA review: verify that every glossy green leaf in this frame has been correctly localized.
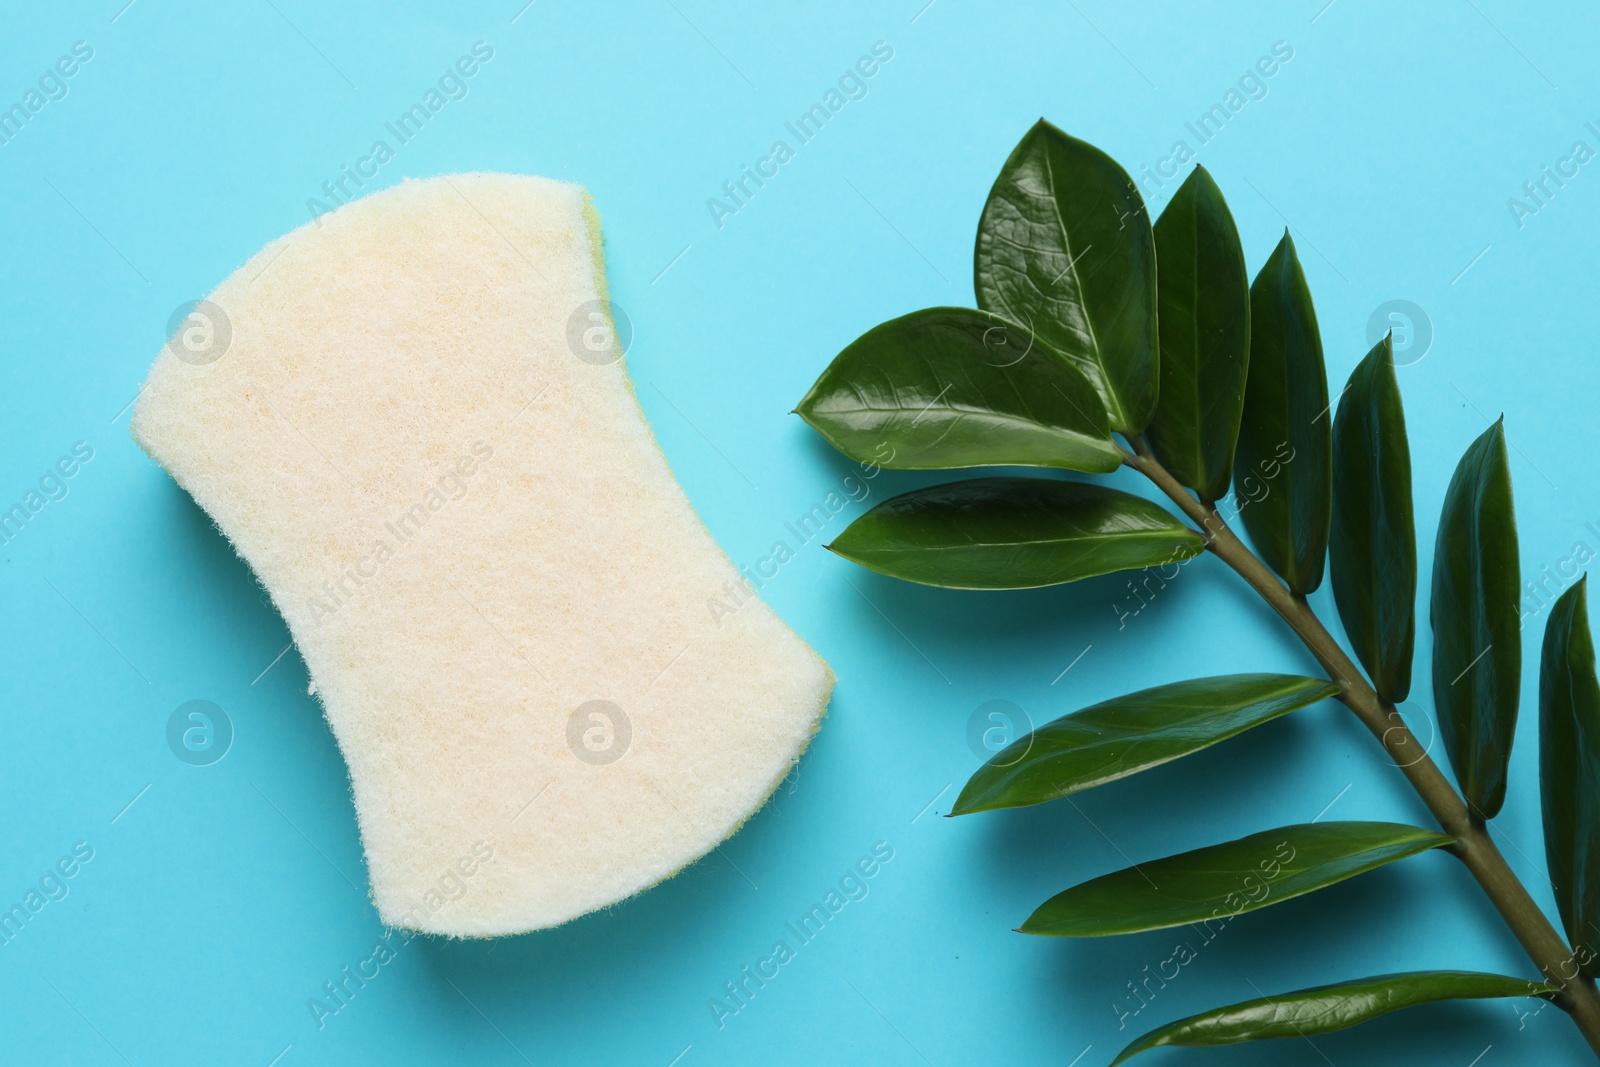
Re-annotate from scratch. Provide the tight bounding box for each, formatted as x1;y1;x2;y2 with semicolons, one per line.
827;477;1202;590
1112;971;1559;1063
1434;419;1521;820
1540;578;1600;974
952;674;1338;815
1021;821;1450;937
1146;166;1250;502
1232;233;1331;595
795;307;1119;474
973;120;1157;433
1330;335;1416;704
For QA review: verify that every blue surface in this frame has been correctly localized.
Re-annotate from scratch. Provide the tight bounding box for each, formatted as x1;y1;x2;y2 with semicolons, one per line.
3;1;1599;1064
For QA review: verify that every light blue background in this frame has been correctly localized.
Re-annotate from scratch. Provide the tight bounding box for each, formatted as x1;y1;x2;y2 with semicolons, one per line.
3;1;1598;1064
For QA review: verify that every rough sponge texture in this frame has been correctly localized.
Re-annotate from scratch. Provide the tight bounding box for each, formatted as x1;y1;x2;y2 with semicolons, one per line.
131;174;832;936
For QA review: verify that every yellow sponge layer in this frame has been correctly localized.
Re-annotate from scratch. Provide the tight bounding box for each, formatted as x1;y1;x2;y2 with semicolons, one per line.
132;174;832;936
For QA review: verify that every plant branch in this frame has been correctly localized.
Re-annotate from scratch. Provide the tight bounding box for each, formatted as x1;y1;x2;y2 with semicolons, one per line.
1122;436;1600;1057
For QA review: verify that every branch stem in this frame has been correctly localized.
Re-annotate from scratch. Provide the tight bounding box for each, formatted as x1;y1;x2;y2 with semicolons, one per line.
1122;436;1600;1056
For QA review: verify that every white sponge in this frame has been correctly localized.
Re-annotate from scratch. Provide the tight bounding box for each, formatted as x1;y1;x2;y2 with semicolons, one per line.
132;174;832;936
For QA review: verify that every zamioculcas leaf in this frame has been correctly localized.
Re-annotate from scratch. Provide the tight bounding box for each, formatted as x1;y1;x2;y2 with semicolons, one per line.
1434;419;1521;820
1020;821;1450;937
1330;335;1416;704
1111;971;1559;1064
1232;232;1331;595
974;120;1157;433
827;477;1202;590
1540;578;1600;973
951;674;1338;815
795;307;1119;474
1146;165;1250;502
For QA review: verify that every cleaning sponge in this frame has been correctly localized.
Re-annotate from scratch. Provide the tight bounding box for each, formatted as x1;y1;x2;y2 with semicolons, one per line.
132;174;832;936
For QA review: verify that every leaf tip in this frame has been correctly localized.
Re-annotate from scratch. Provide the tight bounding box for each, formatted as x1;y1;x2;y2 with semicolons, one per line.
1363;331;1398;375
1267;227;1299;266
1565;571;1588;607
946;788;979;817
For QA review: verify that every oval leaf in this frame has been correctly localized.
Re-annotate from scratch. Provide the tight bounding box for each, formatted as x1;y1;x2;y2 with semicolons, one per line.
1331;335;1417;704
1435;418;1521;820
1112;971;1559;1064
1021;821;1450;937
952;674;1338;815
828;477;1203;590
1232;232;1331;595
1146;165;1251;502
1540;577;1600;973
974;120;1157;433
795;307;1119;473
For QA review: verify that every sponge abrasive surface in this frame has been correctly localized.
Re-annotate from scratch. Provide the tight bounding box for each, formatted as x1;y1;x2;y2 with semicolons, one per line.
132;174;832;936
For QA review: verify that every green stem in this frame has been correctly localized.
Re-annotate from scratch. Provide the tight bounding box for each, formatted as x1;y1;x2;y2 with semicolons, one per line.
1121;435;1600;1057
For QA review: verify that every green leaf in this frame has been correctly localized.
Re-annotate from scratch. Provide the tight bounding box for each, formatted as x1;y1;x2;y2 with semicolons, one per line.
974;120;1157;433
1145;166;1250;502
952;674;1338;815
1540;577;1600;974
1232;232;1331;595
1112;971;1559;1063
1330;335;1416;704
1021;821;1450;937
827;477;1202;590
1434;419;1522;820
795;307;1119;474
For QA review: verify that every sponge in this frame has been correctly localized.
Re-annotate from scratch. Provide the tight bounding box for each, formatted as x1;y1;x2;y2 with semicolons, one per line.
132;174;832;936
